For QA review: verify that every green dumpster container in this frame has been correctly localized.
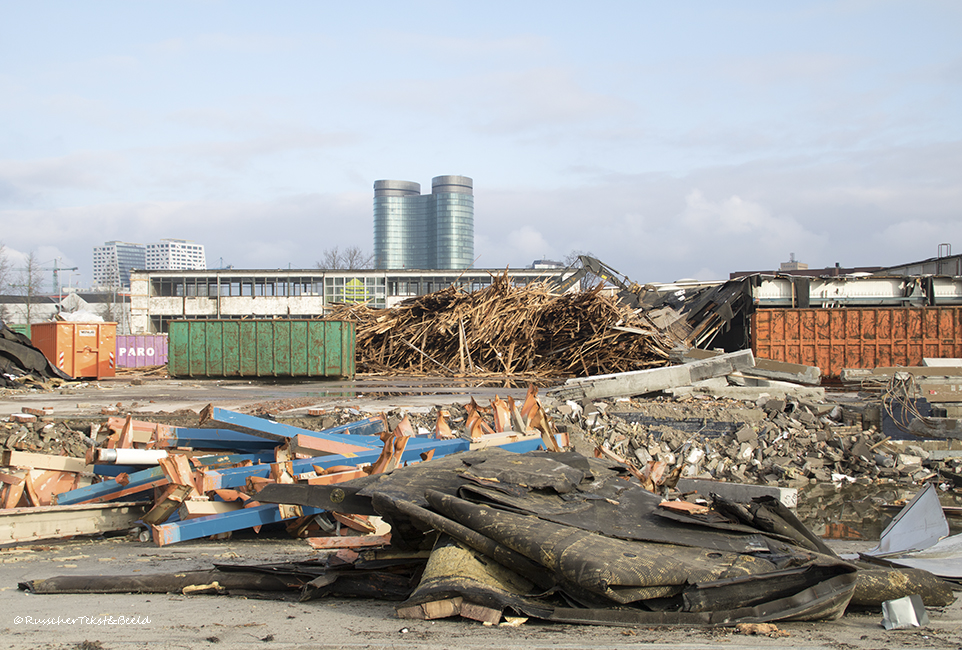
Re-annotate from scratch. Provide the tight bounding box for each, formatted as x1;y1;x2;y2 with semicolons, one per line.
167;320;355;378
7;323;31;339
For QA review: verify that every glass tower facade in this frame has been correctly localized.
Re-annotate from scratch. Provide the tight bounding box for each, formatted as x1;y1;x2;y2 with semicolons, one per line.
373;175;474;270
93;241;146;289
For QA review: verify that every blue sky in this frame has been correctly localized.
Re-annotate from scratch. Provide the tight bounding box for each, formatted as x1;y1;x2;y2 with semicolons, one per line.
2;0;960;287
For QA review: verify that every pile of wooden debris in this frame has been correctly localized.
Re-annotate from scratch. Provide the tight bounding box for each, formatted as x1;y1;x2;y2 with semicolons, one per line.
0;389;561;547
326;274;676;377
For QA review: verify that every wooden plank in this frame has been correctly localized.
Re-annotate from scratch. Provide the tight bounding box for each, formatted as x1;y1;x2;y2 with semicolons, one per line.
304;468;367;485
142;484;194;526
396;597;463;620
306;533;392;549
0;502;148;544
291;433;370;457
2;450;88;473
468;431;540;450
461;601;502;624
2;476;26;509
178;500;243;519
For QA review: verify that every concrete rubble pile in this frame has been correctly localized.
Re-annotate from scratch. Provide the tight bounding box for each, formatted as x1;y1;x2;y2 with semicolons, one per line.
566;395;949;489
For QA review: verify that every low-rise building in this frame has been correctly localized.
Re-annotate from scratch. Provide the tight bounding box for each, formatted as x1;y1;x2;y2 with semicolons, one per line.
130;267;570;333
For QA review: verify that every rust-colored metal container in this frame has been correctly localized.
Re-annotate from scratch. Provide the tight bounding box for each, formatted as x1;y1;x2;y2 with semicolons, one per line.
751;307;962;377
30;321;117;379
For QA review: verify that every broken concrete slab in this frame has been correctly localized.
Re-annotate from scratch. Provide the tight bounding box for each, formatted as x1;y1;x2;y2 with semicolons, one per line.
842;367;962;382
549;349;754;401
663;376;728;397
677;348;821;385
674;478;798;508
909;417;962;440
679;384;825;401
920;383;962;403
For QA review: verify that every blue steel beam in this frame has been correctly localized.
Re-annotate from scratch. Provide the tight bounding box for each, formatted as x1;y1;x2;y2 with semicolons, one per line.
56;452;266;505
201;437;471;491
152;503;326;546
154;428;279;452
200;408;385;447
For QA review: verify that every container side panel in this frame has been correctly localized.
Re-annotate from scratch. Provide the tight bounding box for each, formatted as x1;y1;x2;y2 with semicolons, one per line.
752;307;962;377
221;321;239;377
273;320;292;377
290;320;308;376
239;321;257;377
97;323;117;378
325;321;342;377
206;322;224;377
255;321;273;376
308;321;325;376
188;322;208;377
168;323;186;377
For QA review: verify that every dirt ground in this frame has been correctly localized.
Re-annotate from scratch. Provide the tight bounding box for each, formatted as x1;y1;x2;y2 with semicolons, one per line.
3;534;960;650
1;376;960;649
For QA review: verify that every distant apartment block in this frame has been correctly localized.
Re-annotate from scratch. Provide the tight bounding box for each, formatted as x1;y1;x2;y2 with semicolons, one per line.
374;175;474;270
92;241;146;289
146;239;207;271
94;239;207;289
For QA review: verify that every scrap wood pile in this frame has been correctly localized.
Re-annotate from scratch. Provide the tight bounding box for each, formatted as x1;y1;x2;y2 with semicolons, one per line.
325;273;677;377
0;388;560;547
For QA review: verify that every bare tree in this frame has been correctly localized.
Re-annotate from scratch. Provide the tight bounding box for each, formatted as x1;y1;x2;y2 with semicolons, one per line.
0;241;10;294
341;246;374;270
563;249;595;267
317;246;374;270
9;251;47;324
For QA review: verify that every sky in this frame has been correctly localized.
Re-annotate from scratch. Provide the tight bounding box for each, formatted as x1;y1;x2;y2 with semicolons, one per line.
1;1;961;289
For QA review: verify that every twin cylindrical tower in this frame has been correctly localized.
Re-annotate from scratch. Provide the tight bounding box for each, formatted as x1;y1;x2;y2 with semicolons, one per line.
373;175;474;270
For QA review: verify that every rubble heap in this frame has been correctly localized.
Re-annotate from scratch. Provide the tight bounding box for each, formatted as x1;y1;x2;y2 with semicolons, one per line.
565;395;953;490
325;274;676;377
2;416;90;459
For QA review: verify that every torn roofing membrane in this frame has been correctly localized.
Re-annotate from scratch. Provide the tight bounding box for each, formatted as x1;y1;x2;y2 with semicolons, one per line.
258;448;859;624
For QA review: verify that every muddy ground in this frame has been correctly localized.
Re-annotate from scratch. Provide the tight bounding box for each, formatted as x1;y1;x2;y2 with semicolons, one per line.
1;375;960;649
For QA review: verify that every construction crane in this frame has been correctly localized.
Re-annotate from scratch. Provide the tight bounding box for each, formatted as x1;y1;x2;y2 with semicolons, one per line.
45;259;79;294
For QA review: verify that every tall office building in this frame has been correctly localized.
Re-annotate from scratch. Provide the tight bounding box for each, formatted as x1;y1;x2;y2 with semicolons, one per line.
373;175;474;269
92;241;146;289
146;239;207;271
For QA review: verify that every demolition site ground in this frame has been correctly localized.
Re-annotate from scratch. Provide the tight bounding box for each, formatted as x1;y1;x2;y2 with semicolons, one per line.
1;375;961;650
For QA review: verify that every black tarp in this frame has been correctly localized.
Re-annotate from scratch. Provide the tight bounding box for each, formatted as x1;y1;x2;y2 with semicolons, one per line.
258;449;862;624
0;321;72;385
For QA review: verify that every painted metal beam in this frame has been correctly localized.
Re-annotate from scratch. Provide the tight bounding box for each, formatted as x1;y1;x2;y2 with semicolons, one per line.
55;452;265;505
151;503;326;546
200;437;471;492
154;428;279;452
199;407;385;449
